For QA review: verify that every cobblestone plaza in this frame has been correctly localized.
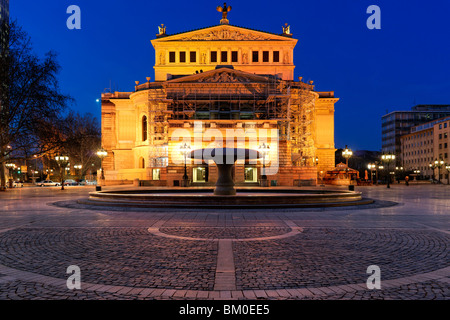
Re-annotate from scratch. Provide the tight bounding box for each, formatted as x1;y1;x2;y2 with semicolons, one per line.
0;185;448;300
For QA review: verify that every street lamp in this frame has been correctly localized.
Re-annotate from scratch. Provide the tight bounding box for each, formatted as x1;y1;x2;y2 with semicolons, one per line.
381;153;396;188
258;143;270;187
434;158;444;184
74;164;82;180
395;166;404;183
179;143;191;187
445;164;450;185
342;145;353;166
368;163;376;184
429;162;436;182
55;155;69;190
97;148;108;185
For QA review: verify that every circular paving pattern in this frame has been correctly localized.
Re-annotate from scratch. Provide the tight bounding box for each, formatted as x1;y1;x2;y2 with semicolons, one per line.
0;226;448;293
234;228;450;289
159;227;292;239
0;228;217;290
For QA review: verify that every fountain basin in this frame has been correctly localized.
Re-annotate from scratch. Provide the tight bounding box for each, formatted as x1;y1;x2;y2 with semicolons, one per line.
85;187;371;209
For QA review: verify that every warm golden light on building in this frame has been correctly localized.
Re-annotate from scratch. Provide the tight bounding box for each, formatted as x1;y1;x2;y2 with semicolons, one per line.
101;5;338;187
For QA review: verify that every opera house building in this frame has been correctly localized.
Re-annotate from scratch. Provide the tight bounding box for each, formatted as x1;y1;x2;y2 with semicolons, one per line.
100;6;338;187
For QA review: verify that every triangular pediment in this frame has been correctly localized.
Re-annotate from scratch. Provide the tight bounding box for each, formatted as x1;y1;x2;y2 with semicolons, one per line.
153;24;295;42
165;68;273;84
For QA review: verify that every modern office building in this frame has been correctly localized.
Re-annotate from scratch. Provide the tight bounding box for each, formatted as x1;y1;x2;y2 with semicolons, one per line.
381;105;450;161
401;116;450;183
100;5;339;186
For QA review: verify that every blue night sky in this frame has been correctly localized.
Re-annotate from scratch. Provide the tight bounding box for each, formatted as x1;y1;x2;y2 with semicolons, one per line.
10;0;450;151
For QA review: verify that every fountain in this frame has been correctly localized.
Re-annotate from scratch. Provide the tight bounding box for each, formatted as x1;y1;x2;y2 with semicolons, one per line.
190;148;261;196
84;147;372;208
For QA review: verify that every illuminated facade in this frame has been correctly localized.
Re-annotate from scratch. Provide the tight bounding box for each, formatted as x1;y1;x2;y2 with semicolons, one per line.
101;7;338;186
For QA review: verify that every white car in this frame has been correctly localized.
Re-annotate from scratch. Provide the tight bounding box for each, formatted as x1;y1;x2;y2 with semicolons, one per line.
36;180;60;187
64;179;78;186
6;181;23;188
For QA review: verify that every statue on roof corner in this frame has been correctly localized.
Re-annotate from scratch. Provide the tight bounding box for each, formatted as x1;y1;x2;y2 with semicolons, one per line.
282;23;291;35
217;3;232;25
158;24;166;36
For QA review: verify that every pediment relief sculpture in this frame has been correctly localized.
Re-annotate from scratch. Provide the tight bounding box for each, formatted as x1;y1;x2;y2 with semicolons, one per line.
179;28;274;41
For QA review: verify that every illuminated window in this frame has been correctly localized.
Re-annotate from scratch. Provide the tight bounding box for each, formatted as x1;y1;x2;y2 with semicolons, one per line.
193;167;206;183
152;169;161;180
244;167;257;182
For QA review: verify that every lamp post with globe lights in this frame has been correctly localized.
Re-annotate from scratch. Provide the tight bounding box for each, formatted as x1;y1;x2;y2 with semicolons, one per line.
381;153;395;188
342;146;353;189
434;158;444;184
445;164;450;185
97;148;108;186
55;155;69;190
429;162;436;182
342;145;353;167
258;143;270;187
179;143;191;187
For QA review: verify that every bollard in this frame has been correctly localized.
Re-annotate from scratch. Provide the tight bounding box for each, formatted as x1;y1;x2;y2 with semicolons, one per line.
96;186;101;191
349;185;354;191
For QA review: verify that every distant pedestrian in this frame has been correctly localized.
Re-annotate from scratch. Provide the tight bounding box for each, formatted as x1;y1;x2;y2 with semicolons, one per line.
405;176;409;186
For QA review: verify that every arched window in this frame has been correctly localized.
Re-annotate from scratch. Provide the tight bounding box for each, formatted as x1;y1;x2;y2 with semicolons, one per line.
142;115;148;141
139;157;145;169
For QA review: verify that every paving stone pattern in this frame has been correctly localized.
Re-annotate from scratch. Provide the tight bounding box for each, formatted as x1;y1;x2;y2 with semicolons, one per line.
0;185;449;300
234;228;450;290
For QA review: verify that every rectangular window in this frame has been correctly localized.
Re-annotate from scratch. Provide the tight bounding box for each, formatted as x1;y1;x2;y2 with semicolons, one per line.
179;51;186;63
221;51;228;63
273;51;280;62
244;167;258;183
231;51;238;62
190;51;196;63
210;51;217;63
152;169;161;181
169;52;176;63
263;51;269;62
193;167;206;183
252;51;259;62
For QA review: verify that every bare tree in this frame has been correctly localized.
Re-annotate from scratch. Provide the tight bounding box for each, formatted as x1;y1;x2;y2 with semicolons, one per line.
0;21;70;190
62;111;101;180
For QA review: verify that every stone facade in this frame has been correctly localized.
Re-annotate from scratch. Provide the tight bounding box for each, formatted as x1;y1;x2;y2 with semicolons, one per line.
101;18;338;187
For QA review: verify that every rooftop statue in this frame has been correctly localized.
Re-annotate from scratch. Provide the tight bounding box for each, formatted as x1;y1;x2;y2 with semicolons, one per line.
217;3;232;24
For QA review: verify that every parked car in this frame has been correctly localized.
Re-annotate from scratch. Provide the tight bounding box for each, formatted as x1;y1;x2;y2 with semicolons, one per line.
64;179;78;186
14;180;24;188
79;179;97;186
36;180;60;187
6;180;23;188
